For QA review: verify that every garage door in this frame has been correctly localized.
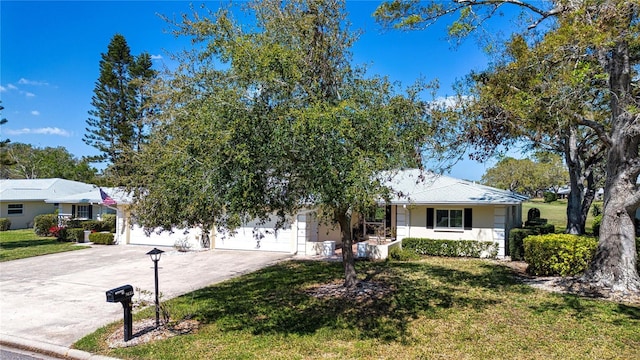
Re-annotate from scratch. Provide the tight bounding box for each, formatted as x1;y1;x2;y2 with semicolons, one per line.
215;218;293;253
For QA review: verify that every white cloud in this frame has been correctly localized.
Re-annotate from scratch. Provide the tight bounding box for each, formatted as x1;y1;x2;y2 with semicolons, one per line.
18;78;49;86
5;127;71;137
31;110;40;116
7;84;18;91
0;85;5;92
24;92;35;97
151;54;163;60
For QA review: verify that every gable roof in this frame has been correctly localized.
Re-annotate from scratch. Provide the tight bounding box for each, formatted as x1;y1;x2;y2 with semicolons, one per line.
0;178;96;202
44;187;128;205
385;169;528;206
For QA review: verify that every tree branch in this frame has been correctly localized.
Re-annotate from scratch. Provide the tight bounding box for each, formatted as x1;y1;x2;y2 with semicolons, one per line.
574;115;612;148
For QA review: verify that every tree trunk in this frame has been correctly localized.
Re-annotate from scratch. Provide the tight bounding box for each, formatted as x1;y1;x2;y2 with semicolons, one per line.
335;208;358;288
565;124;586;235
581;40;640;294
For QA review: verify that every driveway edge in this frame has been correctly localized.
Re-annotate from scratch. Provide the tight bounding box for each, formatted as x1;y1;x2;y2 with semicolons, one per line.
0;333;119;360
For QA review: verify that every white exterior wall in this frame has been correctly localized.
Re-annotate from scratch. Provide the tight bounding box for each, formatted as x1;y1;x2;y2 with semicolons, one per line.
403;205;509;258
0;201;56;229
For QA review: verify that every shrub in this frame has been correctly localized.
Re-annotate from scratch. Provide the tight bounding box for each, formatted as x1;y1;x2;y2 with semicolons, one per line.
0;218;10;231
509;228;532;261
82;220;103;232
592;214;603;236
67;228;86;242
387;247;420;261
402;238;498;258
89;232;114;245
49;226;68;240
34;214;58;236
101;214;117;232
591;204;602;217
543;191;558;203
524;234;597;276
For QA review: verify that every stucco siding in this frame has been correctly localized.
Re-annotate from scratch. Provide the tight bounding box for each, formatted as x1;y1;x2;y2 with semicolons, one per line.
0;201;56;229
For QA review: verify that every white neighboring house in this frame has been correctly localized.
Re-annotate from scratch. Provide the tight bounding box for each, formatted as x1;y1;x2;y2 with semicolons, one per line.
0;178;110;229
110;169;527;258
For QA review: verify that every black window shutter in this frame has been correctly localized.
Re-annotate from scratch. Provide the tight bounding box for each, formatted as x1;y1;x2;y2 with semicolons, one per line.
426;208;434;229
88;205;93;220
71;205;76;218
464;208;472;230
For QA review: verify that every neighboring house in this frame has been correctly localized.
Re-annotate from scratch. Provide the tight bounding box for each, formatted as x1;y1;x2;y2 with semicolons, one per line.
111;169;527;258
0;178;102;229
44;187;117;223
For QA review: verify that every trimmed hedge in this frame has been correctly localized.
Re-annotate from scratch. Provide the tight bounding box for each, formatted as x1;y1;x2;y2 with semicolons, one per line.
387;247;421;261
592;215;603;236
34;214;58;236
67;228;86;242
89;232;115;245
101;214;116;232
82;220;103;232
0;218;10;231
524;234;597;276
402;238;499;258
508;224;556;261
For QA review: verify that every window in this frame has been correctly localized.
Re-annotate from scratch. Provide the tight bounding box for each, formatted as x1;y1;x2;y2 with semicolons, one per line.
7;204;23;215
77;205;91;219
436;209;463;229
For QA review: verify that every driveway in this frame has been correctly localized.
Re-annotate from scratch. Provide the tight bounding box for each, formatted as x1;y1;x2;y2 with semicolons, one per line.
0;245;290;348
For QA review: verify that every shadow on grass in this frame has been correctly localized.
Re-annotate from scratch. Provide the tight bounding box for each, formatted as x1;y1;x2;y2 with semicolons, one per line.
528;292;640;324
166;259;537;342
0;238;60;250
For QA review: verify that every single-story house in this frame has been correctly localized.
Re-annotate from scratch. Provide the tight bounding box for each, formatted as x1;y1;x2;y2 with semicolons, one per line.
110;169;528;258
0;178;111;229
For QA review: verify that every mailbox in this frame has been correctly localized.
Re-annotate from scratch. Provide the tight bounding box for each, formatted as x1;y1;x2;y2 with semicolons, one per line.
106;285;134;342
106;284;134;303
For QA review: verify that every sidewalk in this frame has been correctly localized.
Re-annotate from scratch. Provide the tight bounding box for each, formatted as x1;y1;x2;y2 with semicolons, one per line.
0;245;290;359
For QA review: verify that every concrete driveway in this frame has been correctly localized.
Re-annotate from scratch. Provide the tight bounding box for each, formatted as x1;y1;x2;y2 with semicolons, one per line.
0;245;290;349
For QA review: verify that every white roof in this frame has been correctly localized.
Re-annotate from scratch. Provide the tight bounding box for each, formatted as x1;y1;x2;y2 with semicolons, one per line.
44;187;129;205
0;178;96;202
384;169;528;206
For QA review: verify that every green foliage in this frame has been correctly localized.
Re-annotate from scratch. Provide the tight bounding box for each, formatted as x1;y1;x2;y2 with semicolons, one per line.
402;238;498;258
387;247;420;261
543;191;557;203
508;228;532;261
82;220;104;232
0;229;89;261
100;214;116;232
67;228;86;242
524;234;597;276
481;155;568;197
0;218;10;231
33;214;58;236
591;203;602;217
89;232;114;245
592;214;603;236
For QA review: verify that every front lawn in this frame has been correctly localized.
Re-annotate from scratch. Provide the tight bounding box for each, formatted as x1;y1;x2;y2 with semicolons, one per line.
523;199;602;234
0;229;89;262
75;258;639;359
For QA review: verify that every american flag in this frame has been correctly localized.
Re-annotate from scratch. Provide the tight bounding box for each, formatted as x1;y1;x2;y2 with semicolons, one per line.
100;188;117;206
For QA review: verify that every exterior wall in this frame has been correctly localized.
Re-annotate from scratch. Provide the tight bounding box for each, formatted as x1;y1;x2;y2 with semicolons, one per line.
401;205;515;258
56;203;111;221
0;201;56;229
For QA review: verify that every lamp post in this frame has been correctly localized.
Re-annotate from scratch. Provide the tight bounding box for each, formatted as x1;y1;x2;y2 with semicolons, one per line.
146;247;164;327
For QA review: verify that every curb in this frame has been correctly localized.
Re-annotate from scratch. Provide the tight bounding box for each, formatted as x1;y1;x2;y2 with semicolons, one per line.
0;334;119;360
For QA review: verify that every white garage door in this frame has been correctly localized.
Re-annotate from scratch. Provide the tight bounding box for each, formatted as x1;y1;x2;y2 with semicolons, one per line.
215;218;293;253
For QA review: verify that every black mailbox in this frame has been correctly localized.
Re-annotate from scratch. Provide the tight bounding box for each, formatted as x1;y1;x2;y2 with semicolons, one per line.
106;285;134;342
106;284;134;303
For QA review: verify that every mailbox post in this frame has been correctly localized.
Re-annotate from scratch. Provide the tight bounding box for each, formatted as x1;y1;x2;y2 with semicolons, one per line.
106;285;134;342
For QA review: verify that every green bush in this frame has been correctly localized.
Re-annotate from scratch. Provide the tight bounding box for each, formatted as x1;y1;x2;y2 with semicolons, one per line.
34;214;58;236
67;228;86;242
100;214;116;233
387;247;420;261
0;218;11;231
509;228;533;261
543;191;558;203
82;220;103;232
527;223;555;235
402;238;498;258
524;234;597;276
592;214;603;236
89;232;114;245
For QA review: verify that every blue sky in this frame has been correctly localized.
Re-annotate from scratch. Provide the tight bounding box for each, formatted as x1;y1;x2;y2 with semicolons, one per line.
1;1;518;181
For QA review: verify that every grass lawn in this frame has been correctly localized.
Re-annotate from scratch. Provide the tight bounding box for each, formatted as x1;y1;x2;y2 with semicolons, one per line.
75;258;639;360
0;229;89;262
522;199;602;234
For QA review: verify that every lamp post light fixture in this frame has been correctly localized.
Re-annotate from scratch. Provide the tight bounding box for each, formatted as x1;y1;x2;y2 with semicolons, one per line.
146;247;164;327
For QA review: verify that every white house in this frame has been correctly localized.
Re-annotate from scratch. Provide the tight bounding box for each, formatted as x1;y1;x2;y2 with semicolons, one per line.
110;169;527;258
0;178;110;229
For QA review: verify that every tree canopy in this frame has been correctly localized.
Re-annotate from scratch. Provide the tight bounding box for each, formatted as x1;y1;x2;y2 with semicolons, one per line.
132;0;443;287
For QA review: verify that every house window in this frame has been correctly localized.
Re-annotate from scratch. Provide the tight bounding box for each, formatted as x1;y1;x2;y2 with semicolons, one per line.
7;204;23;215
77;205;91;219
435;209;463;229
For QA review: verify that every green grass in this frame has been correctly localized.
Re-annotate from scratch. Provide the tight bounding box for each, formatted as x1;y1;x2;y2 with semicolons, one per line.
75;258;639;360
523;199;602;234
0;229;89;262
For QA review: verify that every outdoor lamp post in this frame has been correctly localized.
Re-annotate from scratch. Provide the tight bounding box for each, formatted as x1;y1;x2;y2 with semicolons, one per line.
146;247;164;327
